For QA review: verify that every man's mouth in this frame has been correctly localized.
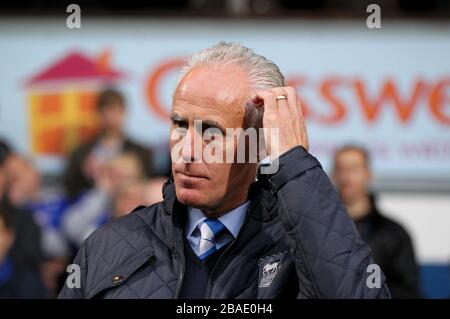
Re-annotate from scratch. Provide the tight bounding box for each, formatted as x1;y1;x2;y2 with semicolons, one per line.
175;171;208;181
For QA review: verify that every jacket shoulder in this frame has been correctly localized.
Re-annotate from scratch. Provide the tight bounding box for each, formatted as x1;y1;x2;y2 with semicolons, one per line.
59;203;166;298
66;203;166;298
83;203;163;256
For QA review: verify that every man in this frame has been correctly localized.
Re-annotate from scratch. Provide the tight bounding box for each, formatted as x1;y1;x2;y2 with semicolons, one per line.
5;154;70;259
0;139;43;275
59;42;390;299
0;207;48;298
332;145;420;298
63;88;154;199
4;153;70;297
63;152;146;247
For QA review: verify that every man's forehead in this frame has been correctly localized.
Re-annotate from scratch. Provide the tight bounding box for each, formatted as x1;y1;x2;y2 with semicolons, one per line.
336;150;368;167
174;66;250;107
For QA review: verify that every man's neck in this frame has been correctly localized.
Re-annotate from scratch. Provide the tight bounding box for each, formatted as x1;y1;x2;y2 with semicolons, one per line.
345;195;371;221
201;197;250;219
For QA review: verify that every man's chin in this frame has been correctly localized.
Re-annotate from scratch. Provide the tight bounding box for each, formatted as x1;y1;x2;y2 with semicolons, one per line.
176;188;209;208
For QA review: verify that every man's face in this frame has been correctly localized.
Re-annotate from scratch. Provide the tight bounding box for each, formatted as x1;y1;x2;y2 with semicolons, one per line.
333;150;371;204
5;156;40;206
107;154;143;189
170;66;256;216
100;103;125;132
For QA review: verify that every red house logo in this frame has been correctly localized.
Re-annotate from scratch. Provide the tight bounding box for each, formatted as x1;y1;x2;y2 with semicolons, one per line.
26;50;124;155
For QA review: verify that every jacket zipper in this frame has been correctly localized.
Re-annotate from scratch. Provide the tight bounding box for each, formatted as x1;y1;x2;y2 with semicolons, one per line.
174;250;185;298
204;240;237;298
172;207;185;299
203;201;256;299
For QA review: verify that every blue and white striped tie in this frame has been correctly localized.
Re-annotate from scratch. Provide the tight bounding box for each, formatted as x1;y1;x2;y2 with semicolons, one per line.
197;218;229;260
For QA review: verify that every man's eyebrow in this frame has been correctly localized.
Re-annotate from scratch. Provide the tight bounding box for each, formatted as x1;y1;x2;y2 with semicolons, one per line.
169;113;225;132
201;119;225;132
169;112;185;122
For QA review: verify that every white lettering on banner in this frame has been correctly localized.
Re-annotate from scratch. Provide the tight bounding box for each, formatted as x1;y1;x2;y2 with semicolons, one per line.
1;20;449;181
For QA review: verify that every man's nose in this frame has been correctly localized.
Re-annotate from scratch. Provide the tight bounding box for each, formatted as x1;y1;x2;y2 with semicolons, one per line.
181;129;202;163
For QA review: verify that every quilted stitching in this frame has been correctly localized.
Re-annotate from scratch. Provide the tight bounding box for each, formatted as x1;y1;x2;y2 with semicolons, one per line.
59;146;389;299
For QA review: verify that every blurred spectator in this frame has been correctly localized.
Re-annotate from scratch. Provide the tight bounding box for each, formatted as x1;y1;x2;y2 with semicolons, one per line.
332;145;421;298
141;177;166;207
62;88;155;199
0;139;43;274
113;177;166;219
63;151;146;246
4;154;70;297
0;207;47;298
5;155;70;257
112;180;146;219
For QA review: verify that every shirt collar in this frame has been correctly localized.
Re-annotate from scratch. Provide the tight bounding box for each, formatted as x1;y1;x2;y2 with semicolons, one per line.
186;201;250;239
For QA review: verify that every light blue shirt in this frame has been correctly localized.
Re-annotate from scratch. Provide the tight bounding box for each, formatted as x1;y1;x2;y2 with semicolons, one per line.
186;201;250;256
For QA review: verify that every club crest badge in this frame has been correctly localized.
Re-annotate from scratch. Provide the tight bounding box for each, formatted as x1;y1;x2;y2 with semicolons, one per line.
258;251;286;288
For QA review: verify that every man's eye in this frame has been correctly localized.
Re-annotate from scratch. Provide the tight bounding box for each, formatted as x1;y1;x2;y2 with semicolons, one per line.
174;121;188;129
203;127;224;139
201;121;224;134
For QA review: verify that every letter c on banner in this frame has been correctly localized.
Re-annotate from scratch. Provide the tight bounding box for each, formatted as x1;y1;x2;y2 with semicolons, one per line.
145;58;185;122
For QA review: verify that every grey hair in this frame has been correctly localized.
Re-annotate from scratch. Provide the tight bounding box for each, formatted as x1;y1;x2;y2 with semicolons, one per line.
179;41;285;128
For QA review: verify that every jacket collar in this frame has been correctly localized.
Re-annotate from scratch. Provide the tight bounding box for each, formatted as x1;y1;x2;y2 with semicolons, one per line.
87;176;280;298
158;175;278;249
161;175;277;221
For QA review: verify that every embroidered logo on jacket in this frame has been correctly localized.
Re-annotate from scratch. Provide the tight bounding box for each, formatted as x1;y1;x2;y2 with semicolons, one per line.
258;251;286;288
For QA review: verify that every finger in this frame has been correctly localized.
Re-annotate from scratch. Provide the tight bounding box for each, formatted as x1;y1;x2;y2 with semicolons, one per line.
270;87;294;127
283;87;302;134
269;87;289;110
298;99;309;151
301;116;309;151
253;90;279;156
253;90;278;126
297;97;304;117
284;87;301;118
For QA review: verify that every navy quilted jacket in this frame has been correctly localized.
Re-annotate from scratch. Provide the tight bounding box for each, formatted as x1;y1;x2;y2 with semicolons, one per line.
58;146;390;299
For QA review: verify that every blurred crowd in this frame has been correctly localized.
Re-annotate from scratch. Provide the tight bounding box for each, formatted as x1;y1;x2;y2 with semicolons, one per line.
0;88;422;298
0;89;169;298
